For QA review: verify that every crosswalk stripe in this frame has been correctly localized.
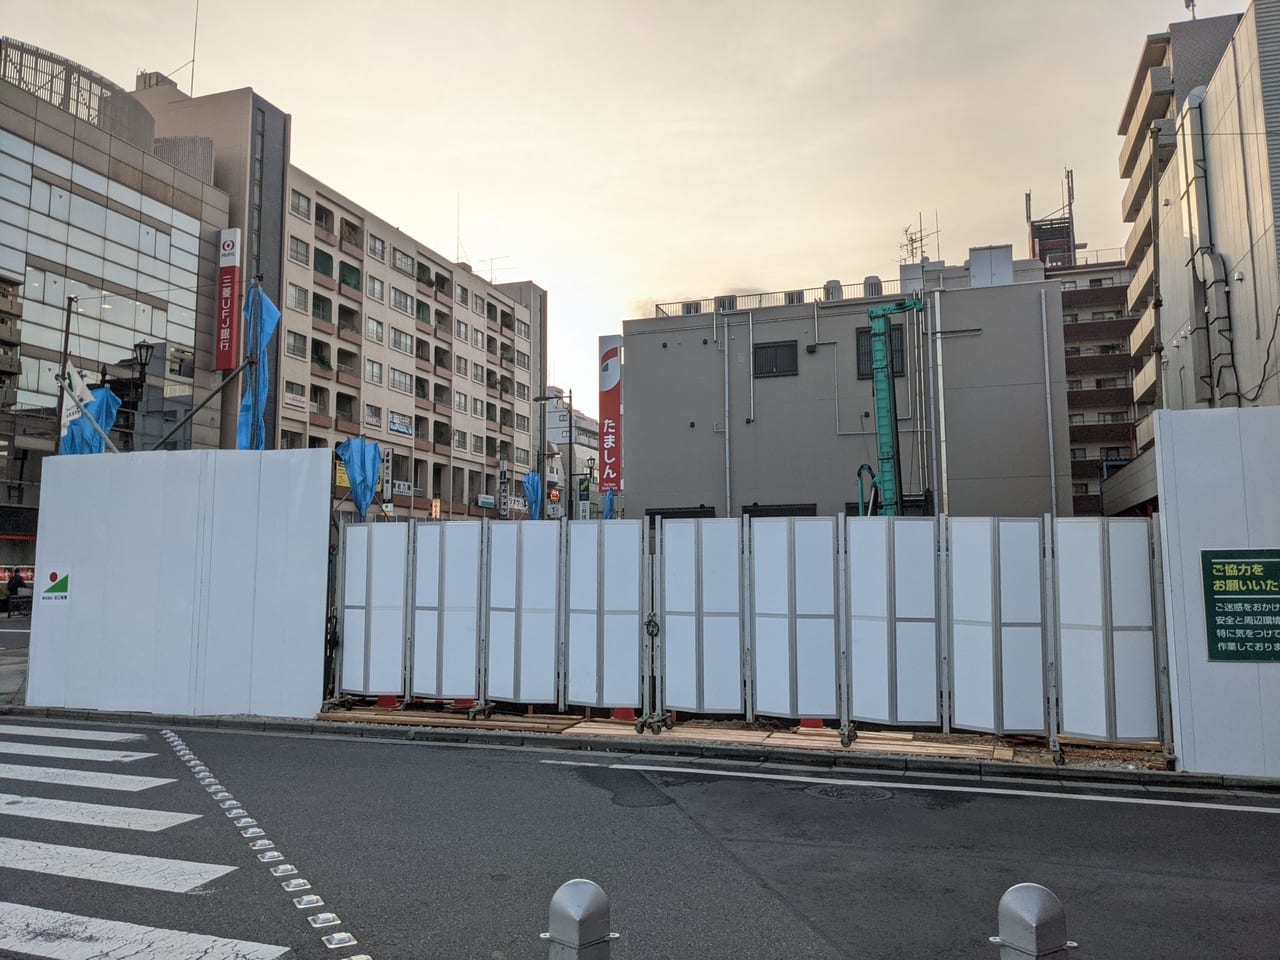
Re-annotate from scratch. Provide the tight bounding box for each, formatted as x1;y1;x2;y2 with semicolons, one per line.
0;838;236;892
0;763;173;792
0;723;148;743
0;902;289;960
0;741;154;763
0;793;200;832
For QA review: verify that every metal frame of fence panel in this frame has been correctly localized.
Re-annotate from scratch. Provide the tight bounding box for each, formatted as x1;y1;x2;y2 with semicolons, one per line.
893;516;940;725
847;516;893;724
1055;518;1110;740
485;520;562;706
657;517;747;716
1107;518;1160;741
338;522;411;698
410;520;485;701
998;518;1050;735
749;517;840;721
565;520;645;710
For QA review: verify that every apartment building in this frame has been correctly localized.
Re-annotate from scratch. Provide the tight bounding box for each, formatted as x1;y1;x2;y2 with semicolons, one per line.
280;168;542;519
619;245;1072;520
0;39;231;563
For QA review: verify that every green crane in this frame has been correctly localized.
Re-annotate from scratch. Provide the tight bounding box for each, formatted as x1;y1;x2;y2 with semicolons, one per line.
858;298;924;517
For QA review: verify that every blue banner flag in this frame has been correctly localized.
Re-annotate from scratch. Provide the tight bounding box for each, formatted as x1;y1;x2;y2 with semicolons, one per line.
236;285;282;450
522;472;542;520
59;387;122;455
604;489;615;520
336;437;382;521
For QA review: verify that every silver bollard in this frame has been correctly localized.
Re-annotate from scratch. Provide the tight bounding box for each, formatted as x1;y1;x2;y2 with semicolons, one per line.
989;883;1078;958
540;879;620;959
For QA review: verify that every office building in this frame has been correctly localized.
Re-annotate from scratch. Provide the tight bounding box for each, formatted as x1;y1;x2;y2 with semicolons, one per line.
619;245;1072;521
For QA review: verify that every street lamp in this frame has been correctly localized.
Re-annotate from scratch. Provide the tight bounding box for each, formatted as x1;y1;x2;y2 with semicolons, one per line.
533;389;573;519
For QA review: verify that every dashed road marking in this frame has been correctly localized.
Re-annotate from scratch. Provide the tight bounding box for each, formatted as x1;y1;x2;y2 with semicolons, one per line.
0;741;154;763
0;762;174;792
0;792;200;832
0;724;147;743
0;837;236;892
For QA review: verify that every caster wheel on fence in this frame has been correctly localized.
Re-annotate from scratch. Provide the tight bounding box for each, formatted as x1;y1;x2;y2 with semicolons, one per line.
634;720;646;735
1053;750;1066;767
663;717;674;730
840;733;852;748
650;721;663;735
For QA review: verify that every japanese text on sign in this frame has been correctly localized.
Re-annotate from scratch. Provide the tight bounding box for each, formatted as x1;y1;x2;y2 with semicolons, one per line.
1201;549;1280;662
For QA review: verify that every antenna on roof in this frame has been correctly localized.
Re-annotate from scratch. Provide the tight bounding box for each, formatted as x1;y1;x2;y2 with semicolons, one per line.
1185;0;1197;19
189;0;199;95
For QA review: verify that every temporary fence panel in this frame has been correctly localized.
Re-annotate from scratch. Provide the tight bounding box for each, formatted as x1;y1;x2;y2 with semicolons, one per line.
751;517;840;720
411;520;484;700
846;516;940;725
565;520;644;708
1056;518;1158;741
340;521;410;698
658;518;745;714
486;521;561;704
949;518;1047;734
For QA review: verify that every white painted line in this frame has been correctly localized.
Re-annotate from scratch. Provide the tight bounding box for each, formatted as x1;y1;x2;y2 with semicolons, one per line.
0;901;289;960
0;741;154;763
0;723;147;743
0;793;200;832
539;759;606;767
610;764;1280;815
0;763;173;792
0;838;236;892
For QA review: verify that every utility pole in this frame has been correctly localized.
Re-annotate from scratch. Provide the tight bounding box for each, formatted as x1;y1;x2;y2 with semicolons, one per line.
55;295;77;455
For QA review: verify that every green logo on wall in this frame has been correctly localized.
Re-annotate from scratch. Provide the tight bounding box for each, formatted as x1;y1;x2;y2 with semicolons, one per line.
41;570;69;602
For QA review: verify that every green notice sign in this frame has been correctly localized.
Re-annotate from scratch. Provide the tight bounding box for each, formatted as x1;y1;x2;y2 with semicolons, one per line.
1201;549;1280;662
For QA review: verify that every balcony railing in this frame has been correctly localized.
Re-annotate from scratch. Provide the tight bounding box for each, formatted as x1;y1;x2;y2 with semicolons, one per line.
654;277;903;318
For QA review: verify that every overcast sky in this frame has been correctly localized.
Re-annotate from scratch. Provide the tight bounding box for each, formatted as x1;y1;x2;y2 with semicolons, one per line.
3;0;1248;416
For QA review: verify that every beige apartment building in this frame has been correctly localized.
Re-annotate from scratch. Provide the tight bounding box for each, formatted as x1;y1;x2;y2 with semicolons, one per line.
280;168;542;519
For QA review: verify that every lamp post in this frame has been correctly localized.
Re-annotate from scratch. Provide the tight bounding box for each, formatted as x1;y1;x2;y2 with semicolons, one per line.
93;340;154;450
534;389;572;520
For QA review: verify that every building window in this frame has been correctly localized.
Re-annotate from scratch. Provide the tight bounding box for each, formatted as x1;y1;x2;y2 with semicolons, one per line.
339;262;361;290
515;350;530;370
1062;313;1078;324
454;429;466;450
365;404;382;428
284;380;307;406
390;328;414;354
855;327;905;380
1101;446;1128;460
392;248;414;275
314;249;334;278
365;359;383;385
1060;281;1077;291
456;355;468;375
472;362;485;383
516;319;530;339
369;235;385;261
389;368;413;394
287;283;308;312
472;295;483;315
515;447;530;466
1099;411;1132;424
312;294;333;323
1069;413;1085;425
288;236;309;265
515;413;529;432
473;328;484;349
754;340;800;378
455;391;468;412
1073;483;1089;495
473;397;484;417
1064;346;1081;357
286;331;307;359
1095;376;1127;389
290;190;311;220
472;434;484;455
457;284;469;307
1100;343;1125;355
281;430;304;449
516;382;529;401
456;319;468;339
367;276;384;302
367;317;384;343
1070;447;1087;461
390;287;413;315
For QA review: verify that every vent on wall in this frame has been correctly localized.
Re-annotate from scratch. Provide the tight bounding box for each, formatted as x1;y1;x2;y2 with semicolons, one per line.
823;280;843;302
715;295;738;312
864;275;883;298
682;302;702;316
785;290;804;305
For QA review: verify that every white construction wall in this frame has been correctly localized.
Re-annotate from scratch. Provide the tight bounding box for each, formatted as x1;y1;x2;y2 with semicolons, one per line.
28;449;330;719
1156;408;1280;777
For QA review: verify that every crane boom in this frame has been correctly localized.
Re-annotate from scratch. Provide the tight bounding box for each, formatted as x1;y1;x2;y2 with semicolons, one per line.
864;298;924;516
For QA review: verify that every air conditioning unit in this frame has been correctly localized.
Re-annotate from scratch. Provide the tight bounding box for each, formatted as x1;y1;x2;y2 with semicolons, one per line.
715;295;737;313
863;275;883;298
823;280;843;302
682;301;702;316
785;290;804;306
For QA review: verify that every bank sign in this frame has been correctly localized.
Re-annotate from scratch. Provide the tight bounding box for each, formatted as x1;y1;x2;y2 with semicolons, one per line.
1201;549;1280;662
215;228;242;371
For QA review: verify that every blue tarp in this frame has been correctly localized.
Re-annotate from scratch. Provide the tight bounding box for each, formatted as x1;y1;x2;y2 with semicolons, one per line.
336;437;382;521
522;473;542;520
236;286;282;450
59;387;122;455
604;489;615;520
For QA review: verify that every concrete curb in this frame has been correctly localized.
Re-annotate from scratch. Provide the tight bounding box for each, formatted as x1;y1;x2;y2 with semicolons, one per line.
4;703;1279;793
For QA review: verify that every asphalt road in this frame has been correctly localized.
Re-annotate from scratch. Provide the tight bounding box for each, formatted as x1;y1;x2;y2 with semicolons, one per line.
0;618;28;706
0;718;1277;959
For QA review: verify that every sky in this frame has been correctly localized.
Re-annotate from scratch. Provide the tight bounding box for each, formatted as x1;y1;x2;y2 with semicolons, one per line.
1;0;1250;417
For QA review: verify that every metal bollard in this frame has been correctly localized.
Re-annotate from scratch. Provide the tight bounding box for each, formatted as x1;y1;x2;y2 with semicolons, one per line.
540;879;620;959
989;883;1078;958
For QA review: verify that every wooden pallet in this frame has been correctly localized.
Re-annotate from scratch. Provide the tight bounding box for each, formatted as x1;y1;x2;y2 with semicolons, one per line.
316;709;579;734
765;732;994;759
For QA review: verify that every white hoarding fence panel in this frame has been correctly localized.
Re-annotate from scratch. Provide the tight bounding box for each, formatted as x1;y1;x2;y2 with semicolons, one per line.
846;517;940;726
338;522;410;697
751;518;839;720
411;521;484;700
485;521;561;705
565;520;644;709
659;519;745;715
1055;517;1159;742
948;518;1047;735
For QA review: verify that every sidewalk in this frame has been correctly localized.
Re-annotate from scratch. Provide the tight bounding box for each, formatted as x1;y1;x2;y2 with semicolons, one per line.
0;615;28;706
